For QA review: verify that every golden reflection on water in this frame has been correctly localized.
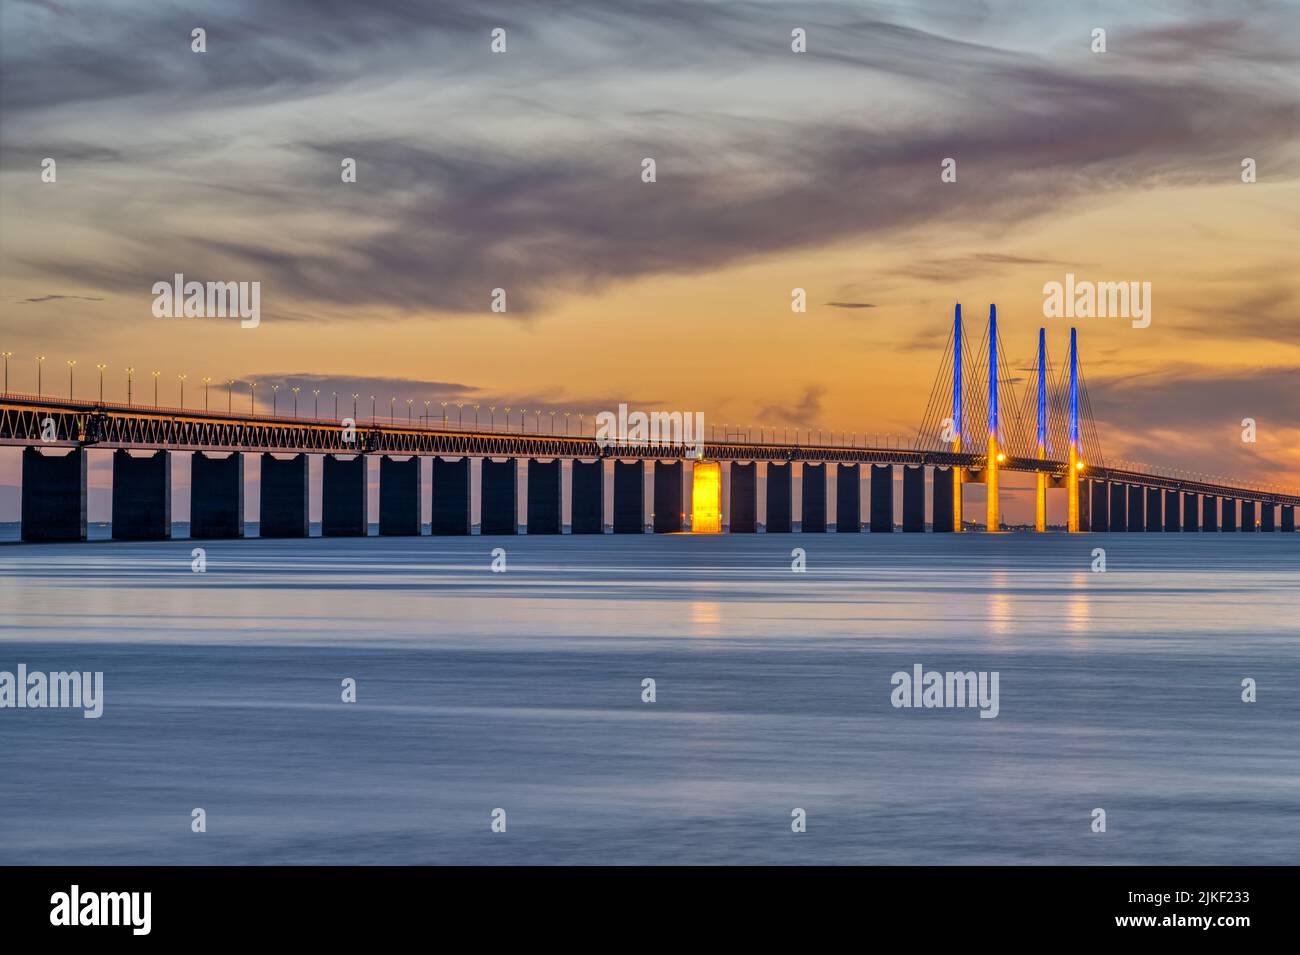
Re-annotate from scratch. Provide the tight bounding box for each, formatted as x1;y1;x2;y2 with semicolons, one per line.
689;600;722;638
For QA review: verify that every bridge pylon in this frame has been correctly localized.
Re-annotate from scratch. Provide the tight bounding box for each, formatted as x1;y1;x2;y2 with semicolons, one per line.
950;304;964;532
986;305;1001;532
1035;328;1047;533
1067;327;1081;532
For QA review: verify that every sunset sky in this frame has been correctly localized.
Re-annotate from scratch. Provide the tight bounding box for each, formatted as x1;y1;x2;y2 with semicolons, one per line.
2;0;1298;522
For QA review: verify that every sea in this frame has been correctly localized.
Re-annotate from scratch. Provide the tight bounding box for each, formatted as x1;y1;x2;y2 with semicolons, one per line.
1;526;1296;865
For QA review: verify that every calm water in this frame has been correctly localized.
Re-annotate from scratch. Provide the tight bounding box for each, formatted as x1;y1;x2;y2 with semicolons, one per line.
0;532;1296;865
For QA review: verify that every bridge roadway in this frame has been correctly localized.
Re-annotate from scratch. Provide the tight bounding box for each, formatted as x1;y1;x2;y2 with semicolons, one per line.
2;394;1297;541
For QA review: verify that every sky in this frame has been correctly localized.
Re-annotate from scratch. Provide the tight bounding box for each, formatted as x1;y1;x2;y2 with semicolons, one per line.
1;0;1298;523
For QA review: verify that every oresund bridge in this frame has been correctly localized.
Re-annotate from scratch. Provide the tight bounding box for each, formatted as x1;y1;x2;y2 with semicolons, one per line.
2;306;1297;541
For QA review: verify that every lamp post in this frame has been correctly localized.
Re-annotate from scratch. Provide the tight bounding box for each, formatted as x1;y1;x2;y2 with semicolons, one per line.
550;411;556;434
390;396;395;423
177;373;186;409
504;407;511;431
66;359;76;398
249;381;257;413
36;356;45;397
473;404;480;427
1;352;11;394
370;395;376;422
271;383;280;416
292;386;300;417
407;399;413;425
152;370;160;407
226;379;234;412
564;412;570;435
352;393;359;419
440;401;447;426
456;403;463;427
424;400;431;427
202;376;211;410
96;363;107;401
127;368;135;405
489;406;496;430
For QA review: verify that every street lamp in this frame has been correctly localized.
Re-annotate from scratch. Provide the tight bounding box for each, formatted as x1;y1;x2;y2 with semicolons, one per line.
271;383;280;415
489;406;496;430
1;352;11;394
127;368;135;405
504;406;511;431
36;356;45;397
226;379;235;412
550;411;556;434
96;363;107;401
473;404;480;427
313;389;320;418
66;359;77;398
177;372;187;409
456;403;463;427
249;380;257;413
352;393;359;419
390;396;395;423
406;399;413;425
370;395;376;421
440;401;447;426
152;370;160;407
564;411;570;435
292;386;300;417
202;376;211;410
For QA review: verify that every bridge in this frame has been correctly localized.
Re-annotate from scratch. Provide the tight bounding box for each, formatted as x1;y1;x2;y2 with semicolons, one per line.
3;307;1297;540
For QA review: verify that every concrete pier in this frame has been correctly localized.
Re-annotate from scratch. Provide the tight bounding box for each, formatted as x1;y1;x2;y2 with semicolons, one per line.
1145;487;1163;532
1079;479;1091;532
1222;498;1238;532
766;462;792;533
21;447;87;542
835;464;861;532
653;461;683;533
570;460;603;534
1260;502;1276;532
191;452;244;539
930;466;951;533
1127;484;1145;532
1109;481;1126;532
111;449;172;540
431;457;471;535
613;460;645;533
1283;506;1296;532
481;458;517;535
527;459;562;535
1182;492;1199;532
378;456;420;536
730;462;758;533
1202;495;1219;531
1090;479;1109;533
802;463;827;533
259;453;309;538
870;465;893;532
1163;489;1181;532
1241;500;1256;531
902;466;924;532
322;454;367;536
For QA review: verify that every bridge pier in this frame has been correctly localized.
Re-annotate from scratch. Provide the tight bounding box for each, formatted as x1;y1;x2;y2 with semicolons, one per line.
481;458;518;535
431;457;471;535
378;456;420;536
1182;492;1199;532
259;453;309;538
835;463;861;532
1090;479;1109;533
931;467;952;533
802;463;827;533
1109;481;1126;532
111;450;172;540
1222;498;1238;532
322;454;367;536
526;459;562;535
569;459;603;533
870;465;894;532
21;447;87;542
191;452;244;539
1127;484;1145;532
1241;500;1256;531
902;466;924;532
1079;479;1091;532
1283;507;1296;533
766;462;792;533
1260;502;1276;532
1163;489;1181;532
653;460;683;533
613;460;645;533
1145;487;1163;532
1202;495;1219;531
730;462;758;533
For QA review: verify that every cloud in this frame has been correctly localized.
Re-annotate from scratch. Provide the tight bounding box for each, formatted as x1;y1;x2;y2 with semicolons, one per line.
825;301;876;309
18;294;104;303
